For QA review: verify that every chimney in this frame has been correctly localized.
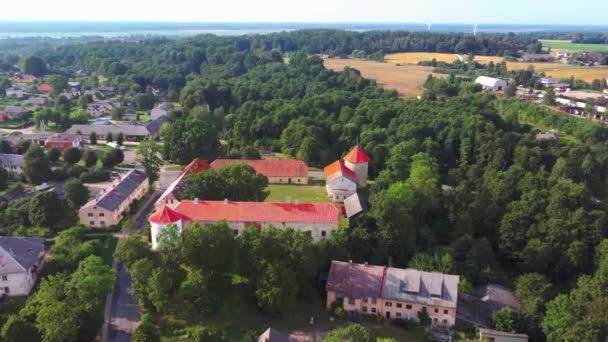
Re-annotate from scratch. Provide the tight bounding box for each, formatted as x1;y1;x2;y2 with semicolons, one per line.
194;198;199;204
224;198;229;205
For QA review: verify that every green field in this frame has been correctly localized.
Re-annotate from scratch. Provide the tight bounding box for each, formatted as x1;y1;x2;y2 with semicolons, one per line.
266;184;328;203
541;40;608;52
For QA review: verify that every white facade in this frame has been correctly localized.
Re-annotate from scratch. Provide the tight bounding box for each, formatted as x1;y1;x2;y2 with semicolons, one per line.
344;160;368;188
325;175;357;203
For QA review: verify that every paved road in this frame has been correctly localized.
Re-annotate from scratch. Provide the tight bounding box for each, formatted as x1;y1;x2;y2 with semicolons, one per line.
107;263;140;342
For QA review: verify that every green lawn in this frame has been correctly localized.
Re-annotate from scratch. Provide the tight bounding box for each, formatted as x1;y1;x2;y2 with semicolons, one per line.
266;184;328;203
541;40;608;52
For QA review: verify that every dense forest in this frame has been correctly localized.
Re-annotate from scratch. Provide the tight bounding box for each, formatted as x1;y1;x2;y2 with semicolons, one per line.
2;30;608;340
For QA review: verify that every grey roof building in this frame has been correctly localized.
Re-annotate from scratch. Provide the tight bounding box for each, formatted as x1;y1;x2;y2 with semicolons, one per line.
0;153;24;168
26;97;50;107
0;237;45;274
94;170;148;211
67;123;153;140
382;268;460;309
257;328;291;342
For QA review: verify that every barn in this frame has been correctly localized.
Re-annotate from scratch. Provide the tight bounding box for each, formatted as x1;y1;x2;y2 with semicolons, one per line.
475;76;507;92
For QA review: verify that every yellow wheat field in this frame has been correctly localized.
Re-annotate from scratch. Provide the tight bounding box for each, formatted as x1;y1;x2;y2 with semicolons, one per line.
385;52;459;64
543;68;608;82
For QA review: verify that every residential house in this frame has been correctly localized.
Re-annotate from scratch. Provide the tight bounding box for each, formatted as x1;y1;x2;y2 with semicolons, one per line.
210;159;309;184
79;170;149;227
479;328;529;342
0;106;25;122
150;102;173;120
0;236;46;296
145;115;170;139
44;133;84;152
540;77;569;89
149;200;340;248
326;260;460;326
324;160;357;202
344;193;367;219
26;97;50;107
5;87;30;99
0;153;24;176
475;76;507;92
98;86;115;96
86;98;121;117
155;159;210;208
38;83;51;94
67;81;81;91
13;73;36;83
67;122;159;141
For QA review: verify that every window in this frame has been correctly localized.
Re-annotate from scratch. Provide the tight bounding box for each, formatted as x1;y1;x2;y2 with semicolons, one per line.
348;298;355;305
89;221;94;225
443;319;448;324
444;309;448;314
396;312;402;318
363;298;368;303
297;179;301;183
100;221;105;226
371;298;377;304
396;303;402;308
87;213;93;217
1;275;6;281
435;308;439;313
233;230;239;236
3;287;8;294
321;230;326;237
371;307;376;313
406;304;412;309
362;306;368;312
386;302;392;307
99;213;104;217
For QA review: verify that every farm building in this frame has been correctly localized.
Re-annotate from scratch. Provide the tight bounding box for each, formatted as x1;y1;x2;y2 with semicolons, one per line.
0;236;46;296
210;159;309;184
44;133;84;152
79;170;148;227
149;200;340;246
475;76;507;92
67;119;166;141
326;260;460;326
155;159;210;208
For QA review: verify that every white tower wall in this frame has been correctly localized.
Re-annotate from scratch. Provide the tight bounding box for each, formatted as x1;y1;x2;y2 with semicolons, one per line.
345;161;368;188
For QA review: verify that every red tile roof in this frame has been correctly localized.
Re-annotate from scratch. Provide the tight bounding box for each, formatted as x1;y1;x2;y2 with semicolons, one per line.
324;160;356;178
174;200;339;224
344;146;370;164
326;260;386;299
38;83;51;93
181;159;210;176
155;159;210;206
210;159;308;178
149;206;191;224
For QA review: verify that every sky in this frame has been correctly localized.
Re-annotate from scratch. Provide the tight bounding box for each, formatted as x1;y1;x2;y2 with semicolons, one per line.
0;0;607;25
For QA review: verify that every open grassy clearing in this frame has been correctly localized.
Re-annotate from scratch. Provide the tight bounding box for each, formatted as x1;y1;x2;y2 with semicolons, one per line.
324;58;444;97
541;39;608;52
543;66;608;82
266;184;328;203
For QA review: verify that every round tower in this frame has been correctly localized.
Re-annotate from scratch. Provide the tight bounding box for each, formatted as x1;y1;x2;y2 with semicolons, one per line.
343;146;370;188
148;206;190;250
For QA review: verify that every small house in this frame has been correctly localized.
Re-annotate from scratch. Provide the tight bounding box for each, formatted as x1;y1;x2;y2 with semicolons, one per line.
0;153;24;176
0;236;46;296
475;76;507;92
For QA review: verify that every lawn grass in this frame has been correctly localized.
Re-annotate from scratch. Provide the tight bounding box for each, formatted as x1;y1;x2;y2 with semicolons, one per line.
541;39;608;52
266;184;328;203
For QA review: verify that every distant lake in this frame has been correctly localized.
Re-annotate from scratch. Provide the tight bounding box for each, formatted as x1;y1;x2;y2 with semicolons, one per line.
1;22;608;38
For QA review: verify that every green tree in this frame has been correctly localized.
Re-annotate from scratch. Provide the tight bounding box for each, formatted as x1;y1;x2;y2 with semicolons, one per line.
181;222;236;274
63;179;90;209
0;166;7;191
147;267;177;313
105;132;113;143
544;87;556;105
181;163;268;201
0;314;40;342
323;324;370;342
23;144;51;184
114;234;152;268
116;131;124;146
62;147;82;165
20;55;47;76
83;150;98;167
28;191;64;227
135;93;156;110
255;261;297;315
48;75;68;97
492;307;516;332
88;131;97;145
47;147;61;162
161;118;220;164
136;140;162;187
132;319;161;342
515;273;552;320
130;258;155;311
109;149;124;165
505;83;517;97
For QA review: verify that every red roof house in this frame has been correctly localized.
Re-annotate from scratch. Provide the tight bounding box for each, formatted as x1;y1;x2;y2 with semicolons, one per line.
174;200;340;225
155;159;210;207
210;159;308;184
324;160;356;178
344;146;370;164
38;83;51;93
149;206;191;224
44;133;83;152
